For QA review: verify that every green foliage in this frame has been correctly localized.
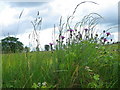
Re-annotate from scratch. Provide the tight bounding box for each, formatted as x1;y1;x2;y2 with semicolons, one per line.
24;46;30;53
31;83;38;88
44;45;49;51
93;74;100;81
1;36;24;53
2;42;119;88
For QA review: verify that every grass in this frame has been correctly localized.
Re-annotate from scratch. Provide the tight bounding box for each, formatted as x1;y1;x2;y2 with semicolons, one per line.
2;42;119;88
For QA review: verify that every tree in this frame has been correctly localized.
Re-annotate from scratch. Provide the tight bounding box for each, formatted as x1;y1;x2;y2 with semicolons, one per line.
44;45;49;51
24;46;30;53
1;36;24;53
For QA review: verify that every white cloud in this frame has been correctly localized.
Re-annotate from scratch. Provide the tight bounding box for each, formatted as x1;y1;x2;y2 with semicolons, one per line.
0;6;19;26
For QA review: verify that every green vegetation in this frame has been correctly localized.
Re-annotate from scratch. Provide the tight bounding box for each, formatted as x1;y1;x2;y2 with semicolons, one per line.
2;42;119;88
1;36;24;53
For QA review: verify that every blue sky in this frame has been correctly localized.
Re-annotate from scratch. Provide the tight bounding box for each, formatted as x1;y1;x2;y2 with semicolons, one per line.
0;0;119;50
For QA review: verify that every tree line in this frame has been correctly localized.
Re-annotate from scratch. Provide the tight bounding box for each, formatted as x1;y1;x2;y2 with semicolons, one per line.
0;36;51;54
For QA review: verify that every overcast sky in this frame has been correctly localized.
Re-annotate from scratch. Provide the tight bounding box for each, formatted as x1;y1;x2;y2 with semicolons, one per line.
0;0;119;50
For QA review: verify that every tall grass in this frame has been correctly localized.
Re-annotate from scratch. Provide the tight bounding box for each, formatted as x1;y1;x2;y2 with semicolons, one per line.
2;42;119;88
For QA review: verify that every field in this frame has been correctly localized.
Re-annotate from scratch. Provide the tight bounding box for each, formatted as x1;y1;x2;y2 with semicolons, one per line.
2;41;119;88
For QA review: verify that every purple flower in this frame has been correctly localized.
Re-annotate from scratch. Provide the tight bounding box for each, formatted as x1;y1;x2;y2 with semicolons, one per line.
84;28;88;32
106;32;111;36
60;36;65;39
49;43;53;45
103;38;107;42
67;29;74;32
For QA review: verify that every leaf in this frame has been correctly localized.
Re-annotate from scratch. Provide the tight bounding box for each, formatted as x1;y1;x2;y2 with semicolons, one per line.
93;74;100;81
87;68;93;72
32;83;38;88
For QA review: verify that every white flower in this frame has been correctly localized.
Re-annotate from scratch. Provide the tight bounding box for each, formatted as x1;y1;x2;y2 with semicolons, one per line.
38;82;41;87
95;46;98;49
85;66;90;70
42;82;47;86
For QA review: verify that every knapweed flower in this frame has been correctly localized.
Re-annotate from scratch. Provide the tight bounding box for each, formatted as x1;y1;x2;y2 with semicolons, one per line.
103;38;107;42
49;43;53;45
106;32;111;36
84;28;88;32
67;29;74;32
60;36;65;39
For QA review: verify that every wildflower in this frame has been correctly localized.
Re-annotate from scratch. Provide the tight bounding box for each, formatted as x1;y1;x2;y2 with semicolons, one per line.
67;29;74;32
95;46;99;49
84;28;88;32
106;32;111;36
42;82;47;86
49;43;53;46
85;66;90;70
85;66;93;72
60;36;65;40
38;82;41;87
103;38;107;42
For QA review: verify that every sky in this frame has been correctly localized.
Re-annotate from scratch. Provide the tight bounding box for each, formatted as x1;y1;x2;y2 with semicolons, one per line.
0;0;119;50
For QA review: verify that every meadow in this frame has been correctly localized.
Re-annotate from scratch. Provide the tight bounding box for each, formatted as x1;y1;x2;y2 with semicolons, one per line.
2;42;119;88
1;1;120;88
